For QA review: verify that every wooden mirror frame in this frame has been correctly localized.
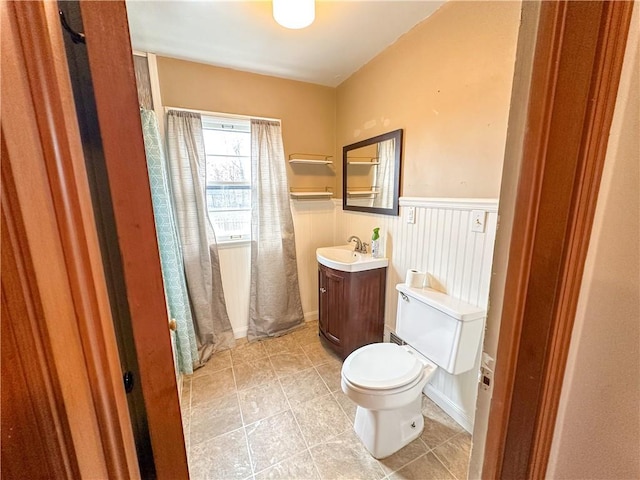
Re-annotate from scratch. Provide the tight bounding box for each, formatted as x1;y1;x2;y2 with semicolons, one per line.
342;129;403;216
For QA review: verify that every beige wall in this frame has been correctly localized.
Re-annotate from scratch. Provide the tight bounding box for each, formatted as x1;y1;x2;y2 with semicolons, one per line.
156;57;337;194
336;1;521;199
467;2;539;476
547;4;640;478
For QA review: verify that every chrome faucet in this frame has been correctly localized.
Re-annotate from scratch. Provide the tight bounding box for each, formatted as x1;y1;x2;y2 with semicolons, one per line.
347;235;369;254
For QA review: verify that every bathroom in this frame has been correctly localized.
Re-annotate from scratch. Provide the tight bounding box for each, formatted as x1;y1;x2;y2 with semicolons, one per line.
111;1;521;478
4;0;638;478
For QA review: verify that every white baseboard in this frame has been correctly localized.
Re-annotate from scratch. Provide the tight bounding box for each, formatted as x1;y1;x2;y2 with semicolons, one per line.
177;373;183;405
233;327;248;339
304;310;319;321
424;383;473;433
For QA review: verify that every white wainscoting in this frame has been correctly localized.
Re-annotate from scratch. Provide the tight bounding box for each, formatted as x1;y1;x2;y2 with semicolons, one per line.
218;242;251;338
334;197;498;432
290;199;336;320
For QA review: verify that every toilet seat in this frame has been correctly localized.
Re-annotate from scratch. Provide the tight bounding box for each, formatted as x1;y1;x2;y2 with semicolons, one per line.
342;343;424;390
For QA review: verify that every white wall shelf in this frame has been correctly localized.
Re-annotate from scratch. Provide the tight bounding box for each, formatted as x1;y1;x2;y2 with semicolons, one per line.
347;161;380;166
289;159;333;165
347;190;379;197
288;153;333;165
290;191;334;199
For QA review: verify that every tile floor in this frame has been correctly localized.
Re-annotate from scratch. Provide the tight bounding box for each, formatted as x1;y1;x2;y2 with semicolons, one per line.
181;321;472;480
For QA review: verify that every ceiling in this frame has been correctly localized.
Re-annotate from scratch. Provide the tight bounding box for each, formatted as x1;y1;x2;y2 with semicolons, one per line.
126;1;445;87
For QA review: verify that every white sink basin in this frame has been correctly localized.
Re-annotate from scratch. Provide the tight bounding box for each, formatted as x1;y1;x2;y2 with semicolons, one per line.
316;244;389;272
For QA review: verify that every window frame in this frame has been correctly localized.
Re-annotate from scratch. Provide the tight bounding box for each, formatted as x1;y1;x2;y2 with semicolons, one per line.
201;115;252;244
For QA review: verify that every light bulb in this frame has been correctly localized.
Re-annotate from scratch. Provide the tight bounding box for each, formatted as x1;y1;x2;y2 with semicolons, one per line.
273;0;315;30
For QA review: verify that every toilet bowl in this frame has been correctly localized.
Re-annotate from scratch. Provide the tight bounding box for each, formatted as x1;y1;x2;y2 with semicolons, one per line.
341;343;437;459
341;283;486;459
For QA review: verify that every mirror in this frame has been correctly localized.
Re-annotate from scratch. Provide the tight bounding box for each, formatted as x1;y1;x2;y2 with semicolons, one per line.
343;129;403;215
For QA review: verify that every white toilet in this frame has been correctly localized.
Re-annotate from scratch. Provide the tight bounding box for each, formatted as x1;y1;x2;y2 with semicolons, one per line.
341;283;486;459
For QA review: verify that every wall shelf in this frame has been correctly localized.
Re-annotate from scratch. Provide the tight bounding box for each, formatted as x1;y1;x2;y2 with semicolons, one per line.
289;159;333;165
290;191;334;199
347;190;379;197
346;156;379;166
288;153;333;165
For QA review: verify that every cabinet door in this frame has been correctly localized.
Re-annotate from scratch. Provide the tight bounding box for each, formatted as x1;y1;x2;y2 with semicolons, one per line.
319;266;344;346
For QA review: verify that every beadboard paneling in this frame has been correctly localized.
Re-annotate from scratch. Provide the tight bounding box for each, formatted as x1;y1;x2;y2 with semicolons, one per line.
218;243;251;338
335;197;498;431
290;198;336;320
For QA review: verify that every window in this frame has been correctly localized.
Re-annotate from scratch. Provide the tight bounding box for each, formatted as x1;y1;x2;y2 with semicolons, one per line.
202;116;251;242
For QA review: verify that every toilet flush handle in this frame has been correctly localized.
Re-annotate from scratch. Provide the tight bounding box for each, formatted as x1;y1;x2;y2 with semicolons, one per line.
400;292;409;302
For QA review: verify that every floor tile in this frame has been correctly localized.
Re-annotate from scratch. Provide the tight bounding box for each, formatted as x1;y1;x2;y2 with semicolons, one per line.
280;368;329;406
238;380;289;425
332;390;357;422
269;351;312;378
433;431;472;480
234;358;277;391
183;332;473;480
301;341;342;367
390;452;455;480
263;334;301;356
292;393;351;447
191;367;236;407
231;341;268;365
246;410;307;473
419;397;465;449
193;350;232;377
188;428;252;480
291;326;319;347
377;437;429;475
254;450;320;480
190;392;242;446
310;429;386;480
316;361;343;392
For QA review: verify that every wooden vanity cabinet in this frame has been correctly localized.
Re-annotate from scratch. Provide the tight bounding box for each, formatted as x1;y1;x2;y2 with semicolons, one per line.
318;263;387;359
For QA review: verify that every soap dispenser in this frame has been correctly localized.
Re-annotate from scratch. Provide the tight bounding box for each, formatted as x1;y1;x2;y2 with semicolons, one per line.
371;227;381;258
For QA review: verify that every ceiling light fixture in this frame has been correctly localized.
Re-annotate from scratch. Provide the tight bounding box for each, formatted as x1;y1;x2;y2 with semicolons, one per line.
273;0;315;30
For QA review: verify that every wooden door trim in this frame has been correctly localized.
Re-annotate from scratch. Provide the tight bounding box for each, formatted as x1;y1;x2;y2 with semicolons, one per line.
78;2;189;478
482;1;633;478
3;2;139;478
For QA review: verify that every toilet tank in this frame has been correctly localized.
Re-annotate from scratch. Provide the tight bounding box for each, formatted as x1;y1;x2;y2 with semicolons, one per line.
395;284;485;375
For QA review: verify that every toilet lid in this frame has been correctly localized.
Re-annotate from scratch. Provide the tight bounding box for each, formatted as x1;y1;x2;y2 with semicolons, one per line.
342;343;423;390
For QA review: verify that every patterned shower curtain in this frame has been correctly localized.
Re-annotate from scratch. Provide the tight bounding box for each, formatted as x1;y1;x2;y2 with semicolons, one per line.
140;109;198;374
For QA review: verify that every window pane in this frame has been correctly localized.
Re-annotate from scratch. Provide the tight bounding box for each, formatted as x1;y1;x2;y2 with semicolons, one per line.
206;155;250;184
208;210;251;240
203;129;250;157
206;187;250;210
202;115;252;241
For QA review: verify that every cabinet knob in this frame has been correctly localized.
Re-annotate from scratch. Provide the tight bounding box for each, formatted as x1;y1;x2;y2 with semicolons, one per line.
320;287;326;293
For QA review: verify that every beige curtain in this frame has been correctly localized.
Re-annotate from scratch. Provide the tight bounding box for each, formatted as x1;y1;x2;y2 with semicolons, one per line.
373;138;395;208
248;119;304;340
166;110;235;364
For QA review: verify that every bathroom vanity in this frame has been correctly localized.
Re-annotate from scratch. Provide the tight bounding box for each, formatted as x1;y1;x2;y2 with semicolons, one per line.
317;262;386;359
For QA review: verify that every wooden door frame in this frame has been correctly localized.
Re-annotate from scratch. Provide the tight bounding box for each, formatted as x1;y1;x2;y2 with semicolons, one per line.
2;2;140;478
78;2;189;479
482;1;634;478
